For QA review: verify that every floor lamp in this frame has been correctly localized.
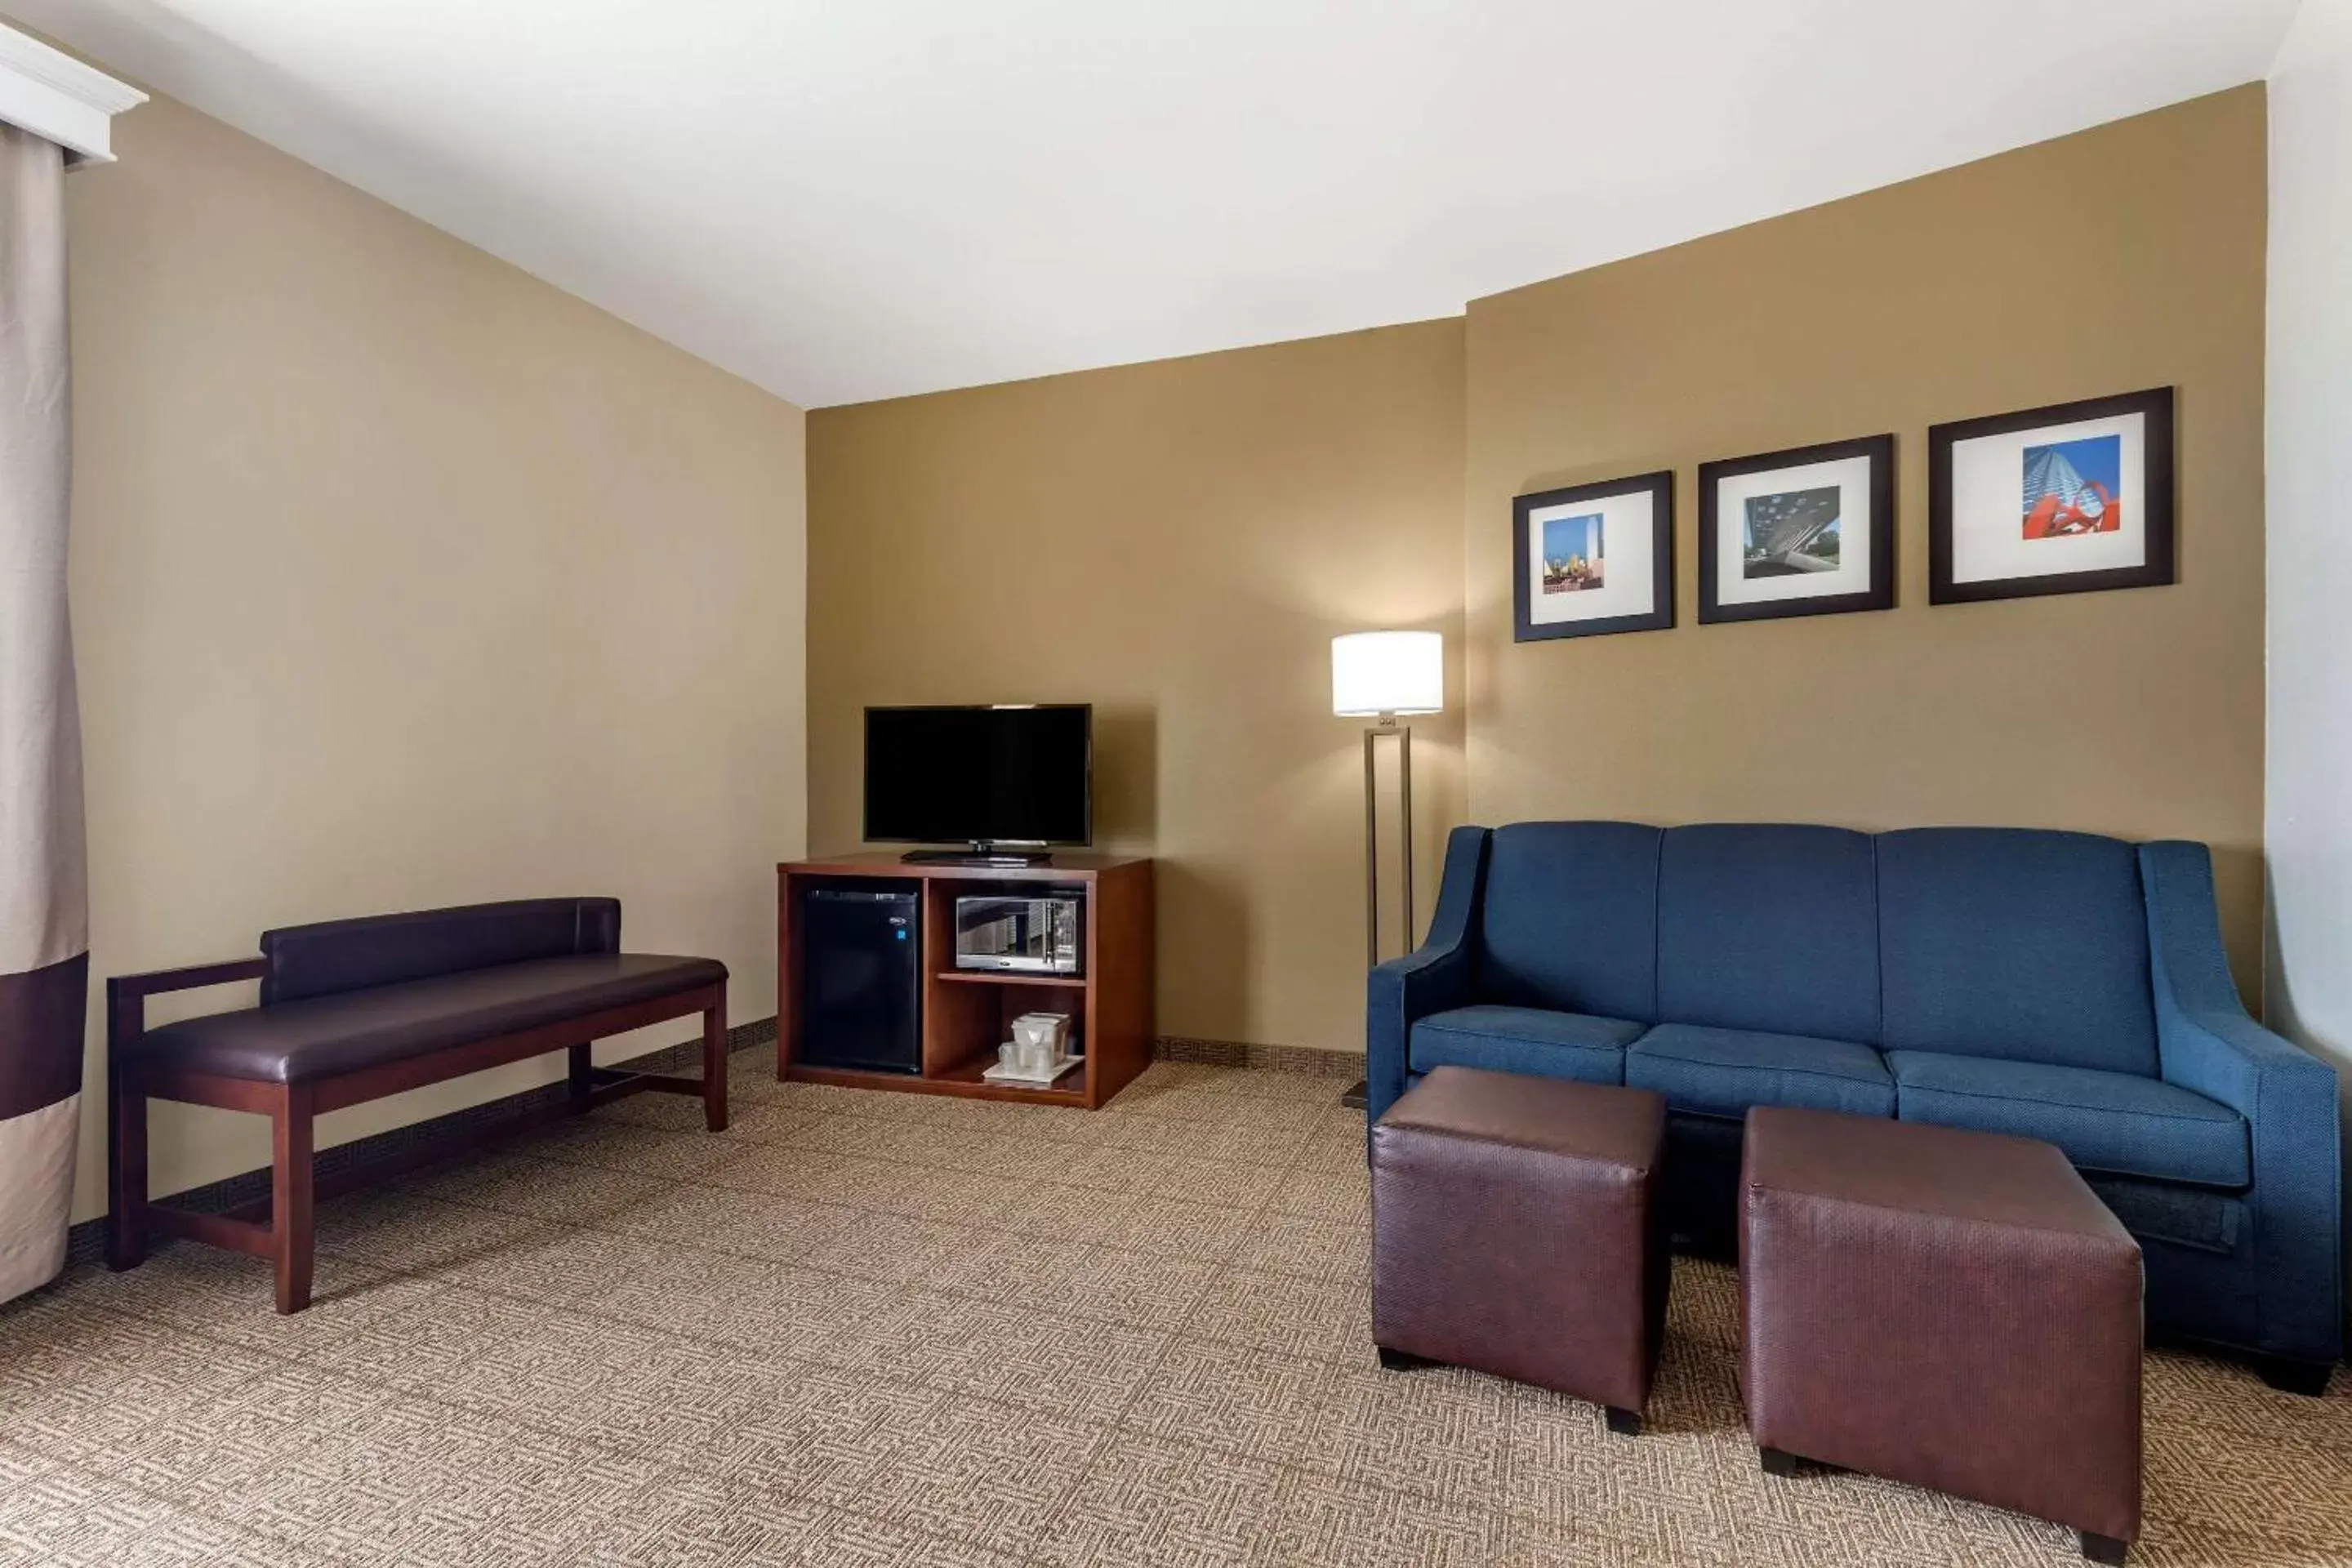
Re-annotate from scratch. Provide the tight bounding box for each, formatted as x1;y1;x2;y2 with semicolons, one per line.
1333;630;1445;1108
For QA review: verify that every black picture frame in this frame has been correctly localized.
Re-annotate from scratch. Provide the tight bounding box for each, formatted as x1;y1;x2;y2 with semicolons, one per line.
1697;434;1895;624
1511;470;1674;642
1928;386;2175;604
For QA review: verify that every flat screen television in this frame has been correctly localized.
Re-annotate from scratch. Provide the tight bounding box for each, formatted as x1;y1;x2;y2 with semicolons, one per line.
863;704;1092;853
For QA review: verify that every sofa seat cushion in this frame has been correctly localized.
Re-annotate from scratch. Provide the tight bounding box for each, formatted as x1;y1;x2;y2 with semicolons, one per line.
132;952;728;1085
1626;1023;1895;1120
1886;1050;2249;1189
1409;1005;1642;1087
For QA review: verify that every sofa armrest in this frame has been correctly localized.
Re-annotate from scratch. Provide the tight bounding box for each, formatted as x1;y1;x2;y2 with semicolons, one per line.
1366;826;1490;1128
2140;840;2343;1361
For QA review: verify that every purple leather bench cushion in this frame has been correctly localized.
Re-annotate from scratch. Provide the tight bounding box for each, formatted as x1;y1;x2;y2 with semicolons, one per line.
133;952;725;1084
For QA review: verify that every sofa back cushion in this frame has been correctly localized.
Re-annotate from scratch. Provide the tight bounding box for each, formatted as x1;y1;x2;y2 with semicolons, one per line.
1477;822;1662;1021
1656;824;1881;1043
1877;828;2157;1074
262;898;623;1004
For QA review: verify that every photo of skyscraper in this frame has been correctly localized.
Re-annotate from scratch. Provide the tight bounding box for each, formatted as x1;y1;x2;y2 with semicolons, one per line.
2022;434;2123;538
1542;511;1605;592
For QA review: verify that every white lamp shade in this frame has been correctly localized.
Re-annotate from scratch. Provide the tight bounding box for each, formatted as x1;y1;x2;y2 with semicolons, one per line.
1332;630;1444;717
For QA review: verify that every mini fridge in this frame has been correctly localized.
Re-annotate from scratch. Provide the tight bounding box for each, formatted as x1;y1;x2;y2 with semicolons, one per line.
797;884;922;1073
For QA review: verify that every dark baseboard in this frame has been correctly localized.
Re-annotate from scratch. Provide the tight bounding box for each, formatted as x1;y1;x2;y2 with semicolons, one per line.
62;1017;778;1268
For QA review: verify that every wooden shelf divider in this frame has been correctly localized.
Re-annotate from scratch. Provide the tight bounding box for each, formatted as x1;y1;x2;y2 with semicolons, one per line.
932;968;1094;988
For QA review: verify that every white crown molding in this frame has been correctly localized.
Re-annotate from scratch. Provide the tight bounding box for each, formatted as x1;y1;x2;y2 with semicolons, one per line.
0;22;145;165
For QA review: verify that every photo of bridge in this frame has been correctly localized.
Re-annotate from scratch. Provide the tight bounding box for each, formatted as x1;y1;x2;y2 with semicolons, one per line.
1742;484;1842;577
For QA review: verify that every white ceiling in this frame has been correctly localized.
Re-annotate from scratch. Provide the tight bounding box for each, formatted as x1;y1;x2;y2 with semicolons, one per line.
12;0;2302;408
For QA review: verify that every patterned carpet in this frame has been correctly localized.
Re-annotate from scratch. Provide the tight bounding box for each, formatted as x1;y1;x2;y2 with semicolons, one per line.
3;1057;2350;1567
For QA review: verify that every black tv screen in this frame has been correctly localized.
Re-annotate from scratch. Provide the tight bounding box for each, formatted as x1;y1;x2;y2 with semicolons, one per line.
863;705;1092;847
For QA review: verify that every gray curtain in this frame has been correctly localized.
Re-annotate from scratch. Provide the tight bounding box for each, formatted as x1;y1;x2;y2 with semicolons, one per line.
0;122;86;1305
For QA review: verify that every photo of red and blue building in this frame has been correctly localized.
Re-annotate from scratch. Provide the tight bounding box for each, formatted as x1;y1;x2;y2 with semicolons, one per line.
2022;434;2123;538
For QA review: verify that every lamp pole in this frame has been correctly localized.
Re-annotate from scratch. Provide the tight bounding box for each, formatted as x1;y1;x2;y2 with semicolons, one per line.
1363;715;1414;967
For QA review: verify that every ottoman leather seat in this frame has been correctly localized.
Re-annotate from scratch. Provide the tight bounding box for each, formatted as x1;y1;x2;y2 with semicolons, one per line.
1371;1065;1668;1432
1741;1106;2144;1564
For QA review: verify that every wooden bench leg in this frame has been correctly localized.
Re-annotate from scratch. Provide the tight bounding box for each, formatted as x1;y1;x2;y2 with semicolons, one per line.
702;1000;728;1133
106;1057;149;1272
568;1042;594;1115
272;1083;316;1314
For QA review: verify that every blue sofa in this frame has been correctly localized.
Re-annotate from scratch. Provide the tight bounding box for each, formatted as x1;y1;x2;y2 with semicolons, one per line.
1367;822;2344;1387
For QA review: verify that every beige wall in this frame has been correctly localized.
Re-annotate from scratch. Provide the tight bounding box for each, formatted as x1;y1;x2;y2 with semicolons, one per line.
806;322;1467;1054
1466;86;2270;996
65;91;808;1222
808;87;2271;1057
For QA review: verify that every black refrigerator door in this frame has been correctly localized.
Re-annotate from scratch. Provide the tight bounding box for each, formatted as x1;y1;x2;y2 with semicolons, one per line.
798;885;922;1073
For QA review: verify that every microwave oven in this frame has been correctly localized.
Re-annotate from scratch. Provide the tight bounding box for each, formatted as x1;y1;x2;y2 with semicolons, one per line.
953;895;1083;974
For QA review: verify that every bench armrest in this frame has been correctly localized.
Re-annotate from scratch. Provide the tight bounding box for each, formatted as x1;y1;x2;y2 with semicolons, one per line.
108;958;269;1003
1366;826;1489;1127
2140;840;2342;1360
106;957;268;1051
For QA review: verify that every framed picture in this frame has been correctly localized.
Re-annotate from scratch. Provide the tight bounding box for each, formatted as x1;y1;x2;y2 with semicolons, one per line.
1698;434;1894;623
1512;470;1673;642
1928;386;2174;604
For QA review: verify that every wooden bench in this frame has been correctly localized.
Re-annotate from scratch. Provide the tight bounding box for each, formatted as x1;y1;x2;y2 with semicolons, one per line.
106;897;728;1312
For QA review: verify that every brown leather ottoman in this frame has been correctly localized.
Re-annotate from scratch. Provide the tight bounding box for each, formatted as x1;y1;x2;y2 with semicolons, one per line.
1371;1065;1668;1433
1741;1107;2143;1564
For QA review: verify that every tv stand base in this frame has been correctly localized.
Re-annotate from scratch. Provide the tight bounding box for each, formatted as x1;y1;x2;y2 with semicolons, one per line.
901;845;1051;867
